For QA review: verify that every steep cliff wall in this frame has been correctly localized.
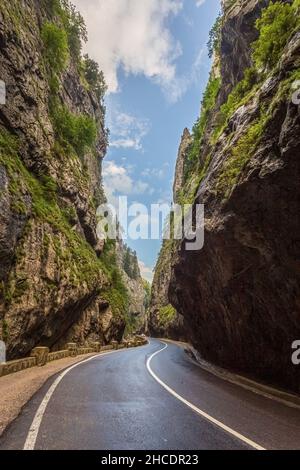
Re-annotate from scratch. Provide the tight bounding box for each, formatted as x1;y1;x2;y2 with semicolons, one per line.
159;0;300;391
148;128;191;340
0;0;127;358
116;240;147;335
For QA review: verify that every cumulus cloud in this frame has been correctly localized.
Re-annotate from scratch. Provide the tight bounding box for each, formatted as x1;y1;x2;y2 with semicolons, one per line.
103;160;152;206
107;106;150;151
138;260;154;283
73;0;183;95
162;45;206;102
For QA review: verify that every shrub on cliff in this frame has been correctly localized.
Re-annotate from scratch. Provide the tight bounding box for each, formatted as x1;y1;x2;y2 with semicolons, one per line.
83;55;107;101
48;0;87;63
184;75;220;182
253;1;297;70
51;105;97;157
61;0;87;62
41;22;69;73
207;13;222;58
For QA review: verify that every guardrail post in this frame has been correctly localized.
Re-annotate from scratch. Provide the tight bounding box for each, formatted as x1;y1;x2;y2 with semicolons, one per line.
30;347;49;366
90;342;101;353
67;343;78;357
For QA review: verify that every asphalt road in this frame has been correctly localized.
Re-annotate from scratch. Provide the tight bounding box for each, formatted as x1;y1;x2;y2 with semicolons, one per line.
0;339;300;450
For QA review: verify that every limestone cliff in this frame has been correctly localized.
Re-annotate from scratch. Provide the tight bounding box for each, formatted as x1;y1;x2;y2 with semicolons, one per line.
148;128;191;340
116;240;147;335
157;0;300;392
0;0;127;358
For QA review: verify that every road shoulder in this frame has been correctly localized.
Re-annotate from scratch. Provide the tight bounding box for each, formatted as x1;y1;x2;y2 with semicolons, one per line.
0;352;102;436
161;339;300;409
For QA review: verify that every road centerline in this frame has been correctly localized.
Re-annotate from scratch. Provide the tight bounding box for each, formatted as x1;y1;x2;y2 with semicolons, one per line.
146;341;266;451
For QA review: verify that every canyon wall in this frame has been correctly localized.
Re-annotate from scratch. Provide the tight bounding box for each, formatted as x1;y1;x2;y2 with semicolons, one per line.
0;0;129;358
148;129;191;340
153;0;300;392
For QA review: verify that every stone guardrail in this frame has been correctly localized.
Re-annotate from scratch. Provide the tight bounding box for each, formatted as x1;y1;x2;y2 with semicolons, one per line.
0;337;148;379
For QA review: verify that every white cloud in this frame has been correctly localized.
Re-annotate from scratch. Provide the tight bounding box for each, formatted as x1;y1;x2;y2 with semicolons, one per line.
138;260;154;283
73;0;183;96
107;106;150;150
103;160;152;206
195;0;206;6
141;163;169;180
161;45;206;102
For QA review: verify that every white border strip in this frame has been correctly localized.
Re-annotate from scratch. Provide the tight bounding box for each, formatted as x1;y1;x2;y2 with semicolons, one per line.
146;342;266;451
23;351;117;450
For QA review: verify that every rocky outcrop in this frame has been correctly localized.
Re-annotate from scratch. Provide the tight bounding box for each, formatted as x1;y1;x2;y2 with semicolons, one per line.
173;128;192;202
148;239;186;340
156;0;300;392
148;127;192;340
116;240;147;335
0;0;126;358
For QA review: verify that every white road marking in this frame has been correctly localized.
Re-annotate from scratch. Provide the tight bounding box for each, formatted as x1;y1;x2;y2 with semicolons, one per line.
146;342;266;451
23;350;119;450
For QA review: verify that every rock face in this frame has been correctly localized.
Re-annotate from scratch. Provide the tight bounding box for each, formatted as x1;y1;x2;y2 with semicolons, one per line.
148;240;187;340
0;0;126;358
116;240;147;335
157;0;300;391
148;127;191;340
173;128;192;202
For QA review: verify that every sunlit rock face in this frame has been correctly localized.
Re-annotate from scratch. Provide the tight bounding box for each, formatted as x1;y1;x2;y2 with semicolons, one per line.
0;0;126;358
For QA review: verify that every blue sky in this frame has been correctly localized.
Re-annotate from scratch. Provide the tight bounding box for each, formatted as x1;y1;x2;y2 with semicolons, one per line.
74;0;221;281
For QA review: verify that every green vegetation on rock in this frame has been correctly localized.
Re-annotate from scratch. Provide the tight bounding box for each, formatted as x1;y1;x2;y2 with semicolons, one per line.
252;1;299;70
207;13;222;59
50;103;97;158
158;304;177;326
41;22;69;74
82;55;108;101
49;0;87;62
123;246;140;280
184;75;220;183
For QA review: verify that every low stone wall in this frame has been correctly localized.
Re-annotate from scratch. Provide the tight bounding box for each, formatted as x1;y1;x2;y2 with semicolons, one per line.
47;350;70;362
101;345;114;351
77;347;95;355
0;337;148;379
0;357;37;377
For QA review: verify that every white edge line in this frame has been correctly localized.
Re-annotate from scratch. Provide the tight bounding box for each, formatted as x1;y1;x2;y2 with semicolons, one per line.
23;350;119;450
146;342;266;451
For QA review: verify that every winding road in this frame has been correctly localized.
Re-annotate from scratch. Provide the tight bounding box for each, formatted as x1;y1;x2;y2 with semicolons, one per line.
0;339;300;450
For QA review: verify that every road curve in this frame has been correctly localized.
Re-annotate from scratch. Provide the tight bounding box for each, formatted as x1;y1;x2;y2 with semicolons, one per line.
0;339;300;450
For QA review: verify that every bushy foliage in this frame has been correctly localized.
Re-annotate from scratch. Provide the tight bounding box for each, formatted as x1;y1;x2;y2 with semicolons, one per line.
143;280;151;310
184;75;220;181
41;22;69;73
60;0;87;61
51;104;97;157
123;246;140;280
158;304;177;326
213;67;258;139
101;240;129;316
217;116;266;196
207;13;222;58
252;1;297;70
83;55;107;101
48;0;87;62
